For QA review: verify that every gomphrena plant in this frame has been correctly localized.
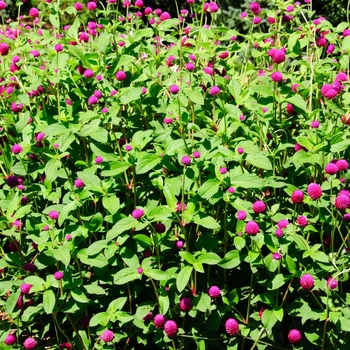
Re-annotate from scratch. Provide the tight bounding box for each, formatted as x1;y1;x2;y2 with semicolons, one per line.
0;0;350;349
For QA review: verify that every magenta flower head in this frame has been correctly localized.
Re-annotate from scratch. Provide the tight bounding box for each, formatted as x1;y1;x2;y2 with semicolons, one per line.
160;12;171;21
11;101;23;113
193;151;201;158
336;159;348;171
169;84;180;94
225;318;239;335
277;219;289;229
132;208;144;219
327;277;338;290
325;163;338;175
87;1;97;10
321;84;338;99
164;320;178;337
300;274;314;290
116;70;127;81
249;1;261;15
74;1;83;10
236;210;247;220
272;252;282;260
181;155;191;165
24;337;37;350
245;221;260;235
252;200;266;214
74;178;85;188
49;210;59;220
11;144;23;154
54;44;63;52
271;71;283;82
20;283;33;294
5;334;16;345
307;183;322;200
209;86;220;96
95;156;104;164
153;314;165;329
100;329;114;342
137;267;143;274
219;167;227;174
237;147;244;154
54;271;64;280
291;189;304;204
179;297;193;311
0;1;7;10
29;7;39;18
334;195;350;210
288;329;302;345
297;215;307;227
208;285;221;298
311;120;320;128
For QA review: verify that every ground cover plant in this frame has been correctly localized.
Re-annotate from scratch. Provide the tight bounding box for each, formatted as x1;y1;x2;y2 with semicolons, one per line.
1;0;350;349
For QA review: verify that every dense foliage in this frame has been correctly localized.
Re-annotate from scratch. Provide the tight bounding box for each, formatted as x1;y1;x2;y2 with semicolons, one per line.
1;0;350;349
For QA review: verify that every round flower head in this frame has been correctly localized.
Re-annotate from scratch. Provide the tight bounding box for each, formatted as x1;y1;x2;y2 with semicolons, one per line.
219;167;227;174
59;342;73;349
252;200;266;214
300;274;314;290
125;145;132;151
291;189;304;204
277;219;289;229
227;187;235;193
169;84;180;94
208;285;221;298
209;86;220;96
116;70;127;81
132;208;144;219
164;320;178;337
193;151;201;158
311;120;320;128
24;263;36;273
0;1;7;10
237;147;244;154
153;314;165;329
179;297;193;311
185;62;195;71
54;271;64;280
288;329;302;344
245;221;260;235
336;159;348;171
7;175;19;188
327;277;338;290
236;210;247;220
100;329;114;342
143;312;153;322
271;71;283;82
225;318;239;335
137;267;143;274
160;12;171;21
23;337;37;350
20;283;33;294
74;178;85;188
307;183;322;200
271;49;286;64
297;215;307;227
334;194;350;210
154;223;166;233
181;155;191;165
5;334;16;345
84;69;94;78
49;210;59;220
286;103;296;115
87;1;97;10
95;156;103;164
176;240;184;249
273;252;282;260
275;229;283;237
11;144;23;154
29;7;39;17
325;163;338;175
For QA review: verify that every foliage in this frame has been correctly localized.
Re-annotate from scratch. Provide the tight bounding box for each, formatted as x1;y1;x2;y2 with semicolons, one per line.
0;0;350;349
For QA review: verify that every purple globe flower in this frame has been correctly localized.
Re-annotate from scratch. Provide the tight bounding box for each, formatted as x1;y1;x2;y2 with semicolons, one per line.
11;144;23;154
169;84;180;94
272;252;282;260
132;208;144;219
49;210;59;220
193;151;201;158
154;223;166;233
24;263;36;273
95;156;104;164
208;285;221;298
236;210;247;220
291;189;304;204
5;334;16;345
297;215;307;227
179;297;193;311
300;274;314;290
325;163;338;175
100;329;114;342
225;318;239;335
74;178;85;188
307;183;322;200
252;200;266;213
54;271;64;280
181;155;191;165
327;277;338;290
245;221;260;235
153;314;165;329
164;320;178;337
20;283;33;294
209;86;220;96
288;329;302;344
23;337;37;350
116;70;127;81
271;71;283;82
137;267;143;274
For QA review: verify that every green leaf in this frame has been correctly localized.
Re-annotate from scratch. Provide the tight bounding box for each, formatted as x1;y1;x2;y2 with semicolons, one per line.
342;36;350;53
97;32;110;53
218;250;244;269
71;287;89;303
194;292;211;313
163;180;177;210
197;179;220;199
246;154;272;171
120;247;139;267
145;269;169;281
132;130;153;150
179;251;197;264
119;87;142;104
45;159;61;183
133;234;153;247
76;171;101;192
107;297;128;313
159;293;170;314
310;251;329;263
114;267;140;285
273;307;284;322
228;80;241;101
89;312;110;327
250;84;274;96
268;274;287;290
106;217;136;241
285;255;296;273
49;14;60;28
296;136;313;150
53;246;71;266
58;201;78;226
84;284;106;295
6;289;21;314
193;214;220;229
286;94;307;112
230;174;264;189
234;236;246;251
176;266;193;292
43;289;56;314
102;196;120;215
188;88;204;105
197;252;221;265
262;309;278;330
331;139;350;153
86;240;108;255
136;154;161;174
